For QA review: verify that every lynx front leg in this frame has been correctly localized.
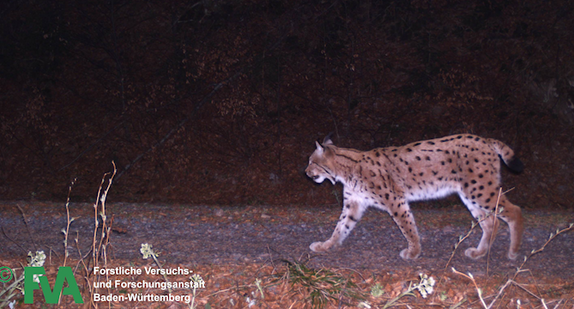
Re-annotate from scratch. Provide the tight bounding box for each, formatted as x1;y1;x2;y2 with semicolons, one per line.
389;201;421;260
310;200;366;252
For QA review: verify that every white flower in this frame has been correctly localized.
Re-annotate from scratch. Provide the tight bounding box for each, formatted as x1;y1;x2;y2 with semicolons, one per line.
140;243;157;259
417;274;435;298
28;251;46;267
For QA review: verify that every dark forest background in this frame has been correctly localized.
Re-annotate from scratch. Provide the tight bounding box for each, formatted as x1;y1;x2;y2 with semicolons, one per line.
1;0;573;209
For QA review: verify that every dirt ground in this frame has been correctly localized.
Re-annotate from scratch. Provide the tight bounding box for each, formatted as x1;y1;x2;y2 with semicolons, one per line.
1;200;573;308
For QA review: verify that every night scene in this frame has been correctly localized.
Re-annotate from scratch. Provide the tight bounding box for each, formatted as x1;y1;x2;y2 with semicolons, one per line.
0;0;573;307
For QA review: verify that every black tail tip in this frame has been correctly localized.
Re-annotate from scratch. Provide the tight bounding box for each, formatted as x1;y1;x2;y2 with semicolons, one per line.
507;157;524;173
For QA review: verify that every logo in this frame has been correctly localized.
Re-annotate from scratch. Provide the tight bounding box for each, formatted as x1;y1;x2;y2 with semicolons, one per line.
0;266;13;283
24;267;84;304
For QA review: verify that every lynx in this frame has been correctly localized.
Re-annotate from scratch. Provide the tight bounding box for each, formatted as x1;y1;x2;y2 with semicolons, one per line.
305;134;524;260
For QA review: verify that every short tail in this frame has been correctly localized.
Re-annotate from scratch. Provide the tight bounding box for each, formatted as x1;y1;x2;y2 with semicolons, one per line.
488;138;524;173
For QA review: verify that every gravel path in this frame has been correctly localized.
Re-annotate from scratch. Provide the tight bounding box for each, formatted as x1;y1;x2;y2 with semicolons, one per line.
1;201;573;279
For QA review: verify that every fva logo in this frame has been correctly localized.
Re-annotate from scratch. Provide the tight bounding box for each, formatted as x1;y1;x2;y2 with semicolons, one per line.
24;267;84;304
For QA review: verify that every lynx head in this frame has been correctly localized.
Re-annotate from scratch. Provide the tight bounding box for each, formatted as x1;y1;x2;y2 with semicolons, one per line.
305;136;336;185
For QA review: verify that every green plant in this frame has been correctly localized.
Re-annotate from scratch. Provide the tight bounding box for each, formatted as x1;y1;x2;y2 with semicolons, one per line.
189;273;205;309
140;243;173;293
0;251;46;308
438;290;447;301
371;282;385;298
382;273;435;309
242;278;267;308
254;278;264;299
282;259;364;309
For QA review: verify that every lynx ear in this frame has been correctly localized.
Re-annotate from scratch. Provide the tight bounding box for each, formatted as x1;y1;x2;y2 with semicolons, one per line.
315;141;324;153
323;132;334;145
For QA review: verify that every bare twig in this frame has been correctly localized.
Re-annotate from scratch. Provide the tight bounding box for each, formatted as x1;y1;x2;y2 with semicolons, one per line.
451;268;488;309
62;178;76;267
444;212;493;271
16;204;37;251
90;162;117;308
486;187;504;276
453;221;574;309
1;225;27;255
59;178;76;304
445;187;512;272
486;223;574;308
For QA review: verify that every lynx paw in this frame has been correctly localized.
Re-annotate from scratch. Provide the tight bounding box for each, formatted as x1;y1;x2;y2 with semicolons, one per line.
399;248;420;260
465;248;487;260
507;250;519;260
310;241;331;252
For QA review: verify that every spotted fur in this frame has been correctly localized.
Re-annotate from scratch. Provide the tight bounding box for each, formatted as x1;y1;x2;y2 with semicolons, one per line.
305;134;524;260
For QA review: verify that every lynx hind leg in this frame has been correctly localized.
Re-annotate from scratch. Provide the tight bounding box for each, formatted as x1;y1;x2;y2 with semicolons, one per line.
459;195;500;260
389;201;421;260
467;210;499;260
310;200;366;252
497;195;524;260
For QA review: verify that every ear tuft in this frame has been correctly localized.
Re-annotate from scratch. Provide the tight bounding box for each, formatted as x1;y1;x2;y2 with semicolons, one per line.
323;132;334;145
